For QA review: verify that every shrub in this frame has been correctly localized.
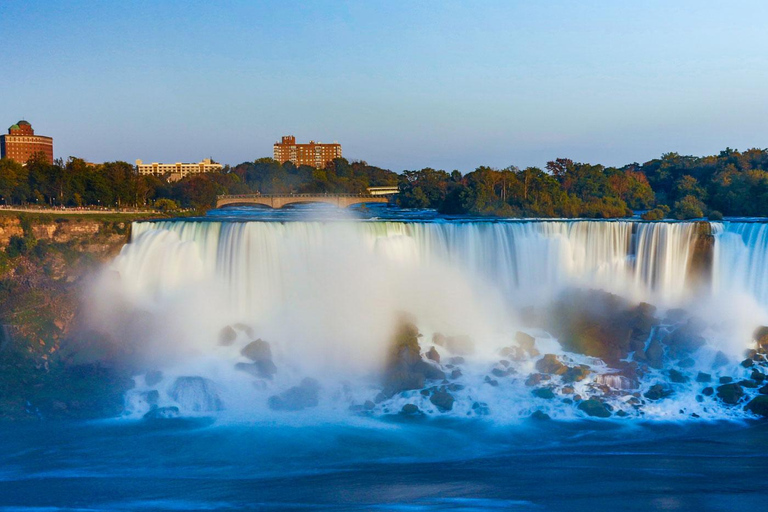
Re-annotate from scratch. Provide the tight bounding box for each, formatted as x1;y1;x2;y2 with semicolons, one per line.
672;195;705;220
708;210;724;221
154;198;179;212
641;208;666;221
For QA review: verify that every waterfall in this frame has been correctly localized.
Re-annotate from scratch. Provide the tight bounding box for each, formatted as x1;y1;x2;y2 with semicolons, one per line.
715;222;768;308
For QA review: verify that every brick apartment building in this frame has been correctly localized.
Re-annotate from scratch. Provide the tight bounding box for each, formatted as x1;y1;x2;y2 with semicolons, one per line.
0;120;54;164
273;135;342;168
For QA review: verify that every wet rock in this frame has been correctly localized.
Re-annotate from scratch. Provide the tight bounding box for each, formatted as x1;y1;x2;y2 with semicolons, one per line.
664;319;706;359
664;308;688;324
364;400;375;410
644;339;664;369
450;369;462;379
425;346;440;363
562;365;591;383
562;386;575;394
677;358;696;368
169;377;223;412
536;354;567;375
716;383;744;405
433;333;475;355
268;378;321;411
530;410;551;421
430;390;455;412
719;376;733;384
702;387;714;396
740;358;754;368
145;370;163;387
143;406;180;420
644;383;673;401
491;367;511;378
235;360;277;379
578;399;611;418
448;356;465;365
484;376;499;387
533;388;555;400
500;346;527;361
696;372;712;383
746;395;768;416
754;326;768;352
753;369;767;383
739;380;759;389
525;373;546;387
144;389;160;407
218;326;237;346
472;401;490;415
515;331;536;353
759;385;768;395
400;403;421;415
668;369;689;384
383;320;444;397
241;339;273;362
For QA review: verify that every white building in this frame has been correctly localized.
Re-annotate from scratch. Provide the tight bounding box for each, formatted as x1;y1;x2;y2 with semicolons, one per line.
135;158;223;181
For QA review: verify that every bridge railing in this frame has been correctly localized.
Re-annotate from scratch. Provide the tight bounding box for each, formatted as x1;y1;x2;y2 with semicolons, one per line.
217;193;391;199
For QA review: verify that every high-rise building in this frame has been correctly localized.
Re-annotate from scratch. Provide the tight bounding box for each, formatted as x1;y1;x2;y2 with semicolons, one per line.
135;158;223;181
273;135;342;168
0;120;54;164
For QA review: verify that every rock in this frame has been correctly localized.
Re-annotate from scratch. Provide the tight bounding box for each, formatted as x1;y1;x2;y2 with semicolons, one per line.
562;386;575;394
430;390;454;412
432;333;475;355
719;376;733;384
169;377;223;412
754;326;768;352
235;361;277;379
644;339;664;369
668;369;689;384
241;339;273;362
400;403;421;415
751;370;766;383
716;383;744;405
644;383;673;401
363;400;375;410
145;370;163;387
449;356;465;365
500;346;527;361
741;358;754;368
746;395;768;416
143;406;180;420
696;372;712;383
382;319;442;397
472;401;490;415
425;346;440;363
491;367;511;378
702;387;714;396
562;365;591;383
525;373;546;387
678;358;696;368
450;369;462;379
536;354;567;375
664;308;688;324
664;319;706;359
530;410;551;421
578;399;611;418
268;378;321;411
739;380;759;389
533;388;555;400
484;376;499;387
515;331;536;353
218;326;237;346
233;323;254;338
759;385;768;395
144;389;159;407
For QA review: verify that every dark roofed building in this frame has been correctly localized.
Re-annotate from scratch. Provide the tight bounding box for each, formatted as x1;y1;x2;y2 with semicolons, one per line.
1;120;54;164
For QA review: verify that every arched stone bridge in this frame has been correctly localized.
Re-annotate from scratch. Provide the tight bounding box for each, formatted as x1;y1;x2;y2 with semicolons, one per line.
216;193;392;209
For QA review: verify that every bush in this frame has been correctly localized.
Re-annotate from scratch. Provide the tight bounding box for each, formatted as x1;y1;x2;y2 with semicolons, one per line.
154;198;179;212
672;195;705;220
708;210;724;221
6;235;37;258
641;208;666;221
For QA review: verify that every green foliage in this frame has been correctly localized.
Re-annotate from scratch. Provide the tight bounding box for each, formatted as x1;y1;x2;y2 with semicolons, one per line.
154;198;179;212
708;210;724;221
641;208;667;221
6;234;37;258
672;195;705;220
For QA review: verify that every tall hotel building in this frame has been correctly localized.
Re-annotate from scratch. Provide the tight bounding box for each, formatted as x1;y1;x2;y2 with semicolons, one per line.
0;120;54;164
273;135;342;168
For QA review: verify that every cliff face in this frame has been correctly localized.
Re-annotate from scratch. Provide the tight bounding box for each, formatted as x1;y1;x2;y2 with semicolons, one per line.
0;214;136;420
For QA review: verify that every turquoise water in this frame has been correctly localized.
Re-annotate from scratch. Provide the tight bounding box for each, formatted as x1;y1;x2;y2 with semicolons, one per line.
1;419;767;511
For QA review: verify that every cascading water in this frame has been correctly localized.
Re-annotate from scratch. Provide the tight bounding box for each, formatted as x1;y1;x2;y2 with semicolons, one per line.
89;218;768;422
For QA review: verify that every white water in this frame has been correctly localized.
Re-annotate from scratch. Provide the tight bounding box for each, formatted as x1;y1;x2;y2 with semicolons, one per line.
88;219;768;421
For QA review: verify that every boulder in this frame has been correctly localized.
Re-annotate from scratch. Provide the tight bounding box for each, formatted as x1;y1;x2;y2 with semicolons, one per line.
562;365;591;383
169;377;223;412
515;331;536;353
383;320;444;397
536;354;567;375
433;333;475;355
578;399;611;418
644;383;673;401
754;326;768;352
500;345;527;361
241;339;273;362
530;410;551;421
664;319;706;359
525;373;546;387
235;361;277;379
759;384;768;395
716;383;744;405
644;338;664;369
268;378;321;411
429;390;455;411
668;369;689;384
713;351;730;367
746;395;768;416
472;401;490;415
218;326;237;346
143;406;180;420
425;346;440;363
532;388;555;400
400;403;421;415
741;358;754;368
696;372;712;383
751;370;765;383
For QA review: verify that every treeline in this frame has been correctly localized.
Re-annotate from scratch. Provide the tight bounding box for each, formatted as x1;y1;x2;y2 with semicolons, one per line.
1;148;768;218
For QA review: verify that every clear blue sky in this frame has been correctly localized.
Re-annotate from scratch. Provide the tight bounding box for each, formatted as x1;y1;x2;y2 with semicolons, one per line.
1;0;767;172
